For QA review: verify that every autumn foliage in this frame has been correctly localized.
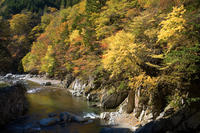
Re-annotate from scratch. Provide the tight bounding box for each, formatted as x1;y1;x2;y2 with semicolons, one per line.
20;0;200;109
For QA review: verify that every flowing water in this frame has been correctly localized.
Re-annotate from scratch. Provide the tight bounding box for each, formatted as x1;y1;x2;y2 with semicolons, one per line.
3;81;105;133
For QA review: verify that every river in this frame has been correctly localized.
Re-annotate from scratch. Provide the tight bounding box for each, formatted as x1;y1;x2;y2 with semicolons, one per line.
2;80;105;133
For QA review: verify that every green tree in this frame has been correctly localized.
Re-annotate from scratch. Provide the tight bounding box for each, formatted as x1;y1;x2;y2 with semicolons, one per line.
9;12;32;35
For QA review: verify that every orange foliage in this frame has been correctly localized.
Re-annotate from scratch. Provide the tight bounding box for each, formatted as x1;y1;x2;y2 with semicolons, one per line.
101;43;108;49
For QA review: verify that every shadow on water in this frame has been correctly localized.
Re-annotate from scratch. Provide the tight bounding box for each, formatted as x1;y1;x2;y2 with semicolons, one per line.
2;82;132;133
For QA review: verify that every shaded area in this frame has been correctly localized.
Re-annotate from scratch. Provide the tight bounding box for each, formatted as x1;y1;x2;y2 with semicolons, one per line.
135;104;200;133
2;85;103;133
0;83;28;127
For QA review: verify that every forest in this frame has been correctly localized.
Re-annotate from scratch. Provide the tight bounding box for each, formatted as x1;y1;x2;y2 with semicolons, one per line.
0;0;200;130
0;0;80;18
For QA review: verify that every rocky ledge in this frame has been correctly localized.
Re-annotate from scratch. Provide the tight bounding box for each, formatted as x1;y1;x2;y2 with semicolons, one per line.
135;105;200;133
0;83;29;127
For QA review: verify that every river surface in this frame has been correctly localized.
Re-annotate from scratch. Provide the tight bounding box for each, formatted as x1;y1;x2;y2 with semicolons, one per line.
3;81;105;133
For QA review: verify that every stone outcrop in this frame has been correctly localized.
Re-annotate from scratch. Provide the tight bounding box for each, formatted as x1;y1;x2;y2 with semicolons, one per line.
126;90;135;113
0;83;28;127
101;91;128;109
135;106;200;133
67;76;96;97
61;74;75;88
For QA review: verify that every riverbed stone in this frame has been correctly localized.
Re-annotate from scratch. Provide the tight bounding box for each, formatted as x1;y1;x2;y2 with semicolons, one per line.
100;127;132;133
71;114;87;123
48;112;57;118
39;118;58;126
59;112;72;122
4;73;13;79
44;82;51;86
60;112;87;123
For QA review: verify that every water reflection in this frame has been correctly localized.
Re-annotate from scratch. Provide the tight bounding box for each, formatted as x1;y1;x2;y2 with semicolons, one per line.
4;85;102;133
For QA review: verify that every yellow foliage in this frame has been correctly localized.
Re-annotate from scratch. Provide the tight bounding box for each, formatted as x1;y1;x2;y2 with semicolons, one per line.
79;0;86;13
95;0;137;39
102;30;144;76
41;45;55;76
144;28;158;39
137;0;158;8
128;9;158;40
69;30;81;43
157;5;186;52
22;53;39;72
129;72;159;91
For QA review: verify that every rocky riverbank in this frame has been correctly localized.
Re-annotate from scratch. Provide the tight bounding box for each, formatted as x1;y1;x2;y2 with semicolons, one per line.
1;73;199;133
59;74;200;132
0;83;28;127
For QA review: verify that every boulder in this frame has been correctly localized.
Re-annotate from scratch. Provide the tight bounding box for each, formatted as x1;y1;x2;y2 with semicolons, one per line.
68;78;87;96
71;114;87;123
0;83;28;127
39;118;58;126
23;123;41;133
62;74;75;88
134;87;144;118
126;90;135;113
48;112;57;118
4;73;13;79
100;112;110;120
87;93;99;102
156;104;174;120
135;107;200;133
44;82;51;86
118;98;128;113
67;76;96;99
59;112;72;122
100;127;132;133
101;91;128;109
59;112;87;123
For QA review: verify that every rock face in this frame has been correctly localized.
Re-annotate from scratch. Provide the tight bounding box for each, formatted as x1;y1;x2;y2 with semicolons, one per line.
126;90;135;113
135;107;200;133
61;74;75;88
100;112;111;120
0;83;28;127
69;78;87;97
101;91;128;109
68;76;96;97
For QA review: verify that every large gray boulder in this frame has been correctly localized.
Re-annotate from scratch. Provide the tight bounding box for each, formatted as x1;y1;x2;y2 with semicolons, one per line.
101;91;128;109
